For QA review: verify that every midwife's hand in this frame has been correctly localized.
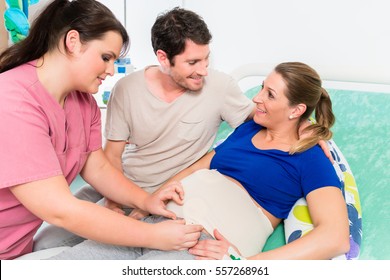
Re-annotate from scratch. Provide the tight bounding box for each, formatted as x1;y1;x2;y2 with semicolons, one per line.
189;229;240;260
151;219;203;251
104;198;125;215
143;181;184;219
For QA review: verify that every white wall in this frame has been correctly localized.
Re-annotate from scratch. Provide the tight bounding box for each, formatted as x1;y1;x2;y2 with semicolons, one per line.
119;0;388;86
125;0;182;67
27;1;390;85
184;0;390;85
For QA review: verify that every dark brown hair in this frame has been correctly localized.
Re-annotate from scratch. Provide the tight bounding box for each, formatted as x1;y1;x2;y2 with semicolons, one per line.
151;7;212;65
0;0;130;73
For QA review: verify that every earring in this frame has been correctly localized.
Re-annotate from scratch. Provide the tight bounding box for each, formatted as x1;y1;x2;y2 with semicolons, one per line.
289;115;294;120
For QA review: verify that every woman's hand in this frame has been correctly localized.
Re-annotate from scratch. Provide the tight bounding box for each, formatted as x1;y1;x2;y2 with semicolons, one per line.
143;181;184;219
152;219;203;251
189;229;241;260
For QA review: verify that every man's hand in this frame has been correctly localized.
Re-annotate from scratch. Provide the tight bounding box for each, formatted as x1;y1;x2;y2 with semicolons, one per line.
129;208;149;220
299;120;333;163
318;140;333;163
104;198;125;215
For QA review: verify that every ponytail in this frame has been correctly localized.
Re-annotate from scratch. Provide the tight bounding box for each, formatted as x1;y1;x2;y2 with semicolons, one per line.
290;88;335;154
316;88;335;129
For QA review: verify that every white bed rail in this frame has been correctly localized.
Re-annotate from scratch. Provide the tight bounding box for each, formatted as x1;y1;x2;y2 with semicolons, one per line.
230;63;390;93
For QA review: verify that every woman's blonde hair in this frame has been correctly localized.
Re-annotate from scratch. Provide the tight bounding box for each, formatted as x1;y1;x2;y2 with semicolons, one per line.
274;62;335;154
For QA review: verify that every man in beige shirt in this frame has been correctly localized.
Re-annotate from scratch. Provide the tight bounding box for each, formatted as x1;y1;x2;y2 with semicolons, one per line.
104;7;254;196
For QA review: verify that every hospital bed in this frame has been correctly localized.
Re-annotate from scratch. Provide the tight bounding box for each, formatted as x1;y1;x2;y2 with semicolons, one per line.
54;63;389;260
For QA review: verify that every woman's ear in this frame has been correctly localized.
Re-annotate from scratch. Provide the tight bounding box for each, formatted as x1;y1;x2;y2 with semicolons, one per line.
291;103;307;118
64;30;81;54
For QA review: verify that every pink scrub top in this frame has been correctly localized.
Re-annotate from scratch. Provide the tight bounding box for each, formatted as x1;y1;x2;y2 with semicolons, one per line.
0;61;102;259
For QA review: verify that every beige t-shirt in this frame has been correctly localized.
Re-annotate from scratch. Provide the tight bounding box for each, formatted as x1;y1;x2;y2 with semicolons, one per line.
105;66;253;192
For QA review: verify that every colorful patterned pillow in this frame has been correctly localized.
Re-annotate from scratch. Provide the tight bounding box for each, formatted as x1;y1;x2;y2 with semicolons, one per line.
284;139;362;260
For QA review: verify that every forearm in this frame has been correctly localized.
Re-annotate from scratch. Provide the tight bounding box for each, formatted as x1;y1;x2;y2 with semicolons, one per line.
165;151;215;184
250;224;349;260
165;165;198;185
81;149;148;210
11;176;156;248
104;140;126;172
101;141;127;208
85;160;148;210
251;188;350;259
105;150;123;172
54;198;157;248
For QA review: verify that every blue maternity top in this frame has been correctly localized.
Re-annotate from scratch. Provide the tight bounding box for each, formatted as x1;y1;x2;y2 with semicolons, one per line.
210;120;341;219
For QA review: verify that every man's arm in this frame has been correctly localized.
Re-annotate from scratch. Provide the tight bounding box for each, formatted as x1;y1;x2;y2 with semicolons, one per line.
104;140;127;172
103;140;128;213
